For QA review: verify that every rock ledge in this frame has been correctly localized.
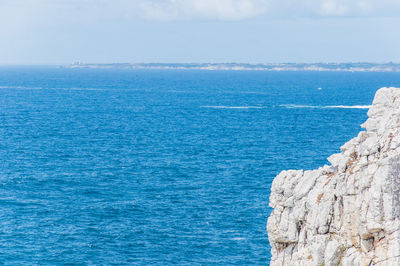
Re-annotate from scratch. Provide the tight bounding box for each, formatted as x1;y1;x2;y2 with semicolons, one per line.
267;87;400;265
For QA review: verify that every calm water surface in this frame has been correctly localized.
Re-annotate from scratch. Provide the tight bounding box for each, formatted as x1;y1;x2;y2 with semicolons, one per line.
1;68;400;264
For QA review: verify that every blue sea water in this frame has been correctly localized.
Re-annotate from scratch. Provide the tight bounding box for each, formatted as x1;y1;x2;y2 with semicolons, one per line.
1;67;400;265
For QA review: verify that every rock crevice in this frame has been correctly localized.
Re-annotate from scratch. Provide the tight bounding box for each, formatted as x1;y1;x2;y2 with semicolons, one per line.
267;87;400;265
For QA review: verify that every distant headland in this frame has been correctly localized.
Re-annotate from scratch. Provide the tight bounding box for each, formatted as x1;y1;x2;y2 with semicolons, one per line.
64;62;400;72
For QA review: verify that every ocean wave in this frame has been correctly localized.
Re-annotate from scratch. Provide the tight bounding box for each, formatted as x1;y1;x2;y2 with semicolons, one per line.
0;85;42;90
0;85;105;91
281;104;371;109
231;237;246;241
200;106;266;109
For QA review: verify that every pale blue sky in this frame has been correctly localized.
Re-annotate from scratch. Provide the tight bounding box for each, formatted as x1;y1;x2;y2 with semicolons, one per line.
1;0;400;64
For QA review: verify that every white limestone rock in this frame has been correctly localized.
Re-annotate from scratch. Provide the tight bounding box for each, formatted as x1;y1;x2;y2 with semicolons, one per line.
267;87;400;265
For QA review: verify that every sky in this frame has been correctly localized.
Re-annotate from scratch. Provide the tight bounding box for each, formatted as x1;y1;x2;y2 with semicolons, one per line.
1;0;400;64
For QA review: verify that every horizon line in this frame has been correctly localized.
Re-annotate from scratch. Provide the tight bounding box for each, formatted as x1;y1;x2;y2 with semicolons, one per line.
0;61;400;67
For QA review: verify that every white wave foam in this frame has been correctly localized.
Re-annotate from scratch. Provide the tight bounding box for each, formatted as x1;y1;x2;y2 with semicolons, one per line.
281;104;371;109
201;106;266;109
231;237;246;241
0;85;42;90
326;105;371;109
0;85;106;91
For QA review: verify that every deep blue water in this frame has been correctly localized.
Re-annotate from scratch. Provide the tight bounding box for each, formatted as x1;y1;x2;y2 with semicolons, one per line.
1;67;400;265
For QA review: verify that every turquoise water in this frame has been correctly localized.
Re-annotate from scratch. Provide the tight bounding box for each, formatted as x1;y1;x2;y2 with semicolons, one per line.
1;67;400;264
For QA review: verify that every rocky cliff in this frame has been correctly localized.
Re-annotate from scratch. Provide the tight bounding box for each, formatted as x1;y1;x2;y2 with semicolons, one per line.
267;87;400;265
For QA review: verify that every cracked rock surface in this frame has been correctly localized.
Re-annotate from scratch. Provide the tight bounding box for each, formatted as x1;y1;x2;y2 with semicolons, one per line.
267;87;400;265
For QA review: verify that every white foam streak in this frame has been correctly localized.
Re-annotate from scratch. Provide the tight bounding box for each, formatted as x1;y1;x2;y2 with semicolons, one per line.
281;104;371;109
0;86;106;91
326;105;371;109
201;106;266;109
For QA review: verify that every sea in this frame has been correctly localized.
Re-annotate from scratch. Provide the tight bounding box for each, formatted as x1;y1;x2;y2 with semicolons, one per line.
1;67;400;265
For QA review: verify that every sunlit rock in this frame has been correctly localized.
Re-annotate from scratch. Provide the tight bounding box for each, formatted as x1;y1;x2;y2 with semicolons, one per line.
267;87;400;265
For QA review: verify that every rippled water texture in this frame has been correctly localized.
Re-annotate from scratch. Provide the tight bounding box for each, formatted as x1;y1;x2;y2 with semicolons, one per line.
1;68;400;264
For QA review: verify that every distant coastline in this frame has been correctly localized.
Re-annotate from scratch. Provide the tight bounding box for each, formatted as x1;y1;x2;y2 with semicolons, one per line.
64;62;400;72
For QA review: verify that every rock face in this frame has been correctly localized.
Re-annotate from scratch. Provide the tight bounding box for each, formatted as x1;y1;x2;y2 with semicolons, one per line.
267;87;400;265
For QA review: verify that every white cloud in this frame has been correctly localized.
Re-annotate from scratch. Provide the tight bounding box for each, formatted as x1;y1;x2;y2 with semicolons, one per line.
1;0;400;25
303;0;400;17
132;0;400;20
139;0;269;21
320;0;350;16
